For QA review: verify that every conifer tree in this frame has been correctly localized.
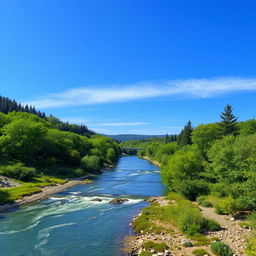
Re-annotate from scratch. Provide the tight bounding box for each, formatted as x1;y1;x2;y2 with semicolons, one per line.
178;121;193;146
219;104;239;136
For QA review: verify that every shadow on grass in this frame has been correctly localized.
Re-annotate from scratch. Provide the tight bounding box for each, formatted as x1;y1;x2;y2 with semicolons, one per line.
0;190;14;205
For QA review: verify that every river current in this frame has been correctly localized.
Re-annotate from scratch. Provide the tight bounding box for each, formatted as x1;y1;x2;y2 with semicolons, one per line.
0;156;165;256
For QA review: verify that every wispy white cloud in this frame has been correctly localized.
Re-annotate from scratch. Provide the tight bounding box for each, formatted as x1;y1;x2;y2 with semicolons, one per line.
25;77;256;108
99;122;149;126
60;117;90;124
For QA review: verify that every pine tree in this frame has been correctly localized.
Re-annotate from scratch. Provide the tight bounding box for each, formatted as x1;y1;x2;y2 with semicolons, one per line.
219;104;239;136
178;121;193;146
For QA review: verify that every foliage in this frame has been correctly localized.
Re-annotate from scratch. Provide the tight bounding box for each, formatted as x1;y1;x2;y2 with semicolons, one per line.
179;180;209;201
178;120;193;147
0;117;48;164
162;145;203;190
143;241;168;252
219;104;239;136
215;196;237;215
139;251;152;256
210;242;233;256
81;155;101;173
0;163;36;181
246;236;256;256
192;249;208;256
238;119;256;136
192;123;220;155
196;197;213;207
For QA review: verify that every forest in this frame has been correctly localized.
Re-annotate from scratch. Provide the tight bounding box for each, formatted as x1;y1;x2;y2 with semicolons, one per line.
0;97;120;205
122;104;256;254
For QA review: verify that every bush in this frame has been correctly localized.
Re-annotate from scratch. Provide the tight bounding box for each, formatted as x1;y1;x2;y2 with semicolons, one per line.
215;196;237;215
0;163;36;181
201;200;213;207
210;242;233;256
143;241;167;252
179;210;204;235
192;248;208;256
179;180;209;201
197;196;213;207
246;237;256;256
202;218;221;232
139;251;152;256
81;155;101;173
196;196;206;205
247;212;256;229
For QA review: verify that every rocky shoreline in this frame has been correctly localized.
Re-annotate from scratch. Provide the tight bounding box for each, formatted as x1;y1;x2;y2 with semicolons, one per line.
123;196;253;256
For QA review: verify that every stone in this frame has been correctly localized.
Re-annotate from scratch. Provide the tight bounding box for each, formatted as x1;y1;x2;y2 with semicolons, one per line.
181;238;193;247
109;198;129;204
91;198;102;202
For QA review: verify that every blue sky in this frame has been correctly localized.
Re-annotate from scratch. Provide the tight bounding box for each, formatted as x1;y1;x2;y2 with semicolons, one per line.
1;0;256;134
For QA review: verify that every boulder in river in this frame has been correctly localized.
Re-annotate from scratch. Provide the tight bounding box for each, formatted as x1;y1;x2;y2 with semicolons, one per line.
109;198;129;204
91;198;102;202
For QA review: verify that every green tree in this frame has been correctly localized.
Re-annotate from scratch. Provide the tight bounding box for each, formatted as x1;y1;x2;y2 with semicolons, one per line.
162;145;203;189
0;119;47;164
178;121;193;147
192;123;220;156
219;104;239;136
238;119;256;136
81;155;101;173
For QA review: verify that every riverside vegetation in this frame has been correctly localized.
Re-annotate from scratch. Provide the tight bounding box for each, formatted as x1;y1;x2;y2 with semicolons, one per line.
122;104;256;255
0;103;121;205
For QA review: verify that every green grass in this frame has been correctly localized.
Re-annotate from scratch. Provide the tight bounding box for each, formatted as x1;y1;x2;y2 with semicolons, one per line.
192;248;208;256
132;192;220;245
0;174;68;205
204;195;225;207
143;241;168;252
0;186;41;204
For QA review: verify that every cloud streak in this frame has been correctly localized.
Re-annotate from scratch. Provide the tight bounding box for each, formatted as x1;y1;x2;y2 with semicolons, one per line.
25;77;256;108
99;122;149;126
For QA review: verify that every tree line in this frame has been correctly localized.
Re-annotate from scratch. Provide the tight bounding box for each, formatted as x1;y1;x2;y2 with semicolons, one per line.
136;104;256;213
0;111;120;181
0;95;94;137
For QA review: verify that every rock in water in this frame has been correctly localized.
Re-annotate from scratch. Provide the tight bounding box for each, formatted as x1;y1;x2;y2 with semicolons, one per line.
91;198;102;202
109;198;129;204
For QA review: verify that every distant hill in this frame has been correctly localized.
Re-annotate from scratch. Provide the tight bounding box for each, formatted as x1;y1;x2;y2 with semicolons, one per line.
106;134;165;141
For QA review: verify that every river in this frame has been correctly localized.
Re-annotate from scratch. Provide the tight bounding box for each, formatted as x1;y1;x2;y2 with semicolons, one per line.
0;156;165;256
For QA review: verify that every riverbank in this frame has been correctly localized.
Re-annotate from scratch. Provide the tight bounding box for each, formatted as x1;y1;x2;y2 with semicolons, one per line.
0;176;94;214
142;156;161;167
124;195;252;256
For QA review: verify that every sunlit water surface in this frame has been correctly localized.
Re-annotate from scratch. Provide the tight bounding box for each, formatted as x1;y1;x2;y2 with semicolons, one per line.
0;156;165;256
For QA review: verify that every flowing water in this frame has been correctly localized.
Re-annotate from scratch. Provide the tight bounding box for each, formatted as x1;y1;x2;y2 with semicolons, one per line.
0;156;165;256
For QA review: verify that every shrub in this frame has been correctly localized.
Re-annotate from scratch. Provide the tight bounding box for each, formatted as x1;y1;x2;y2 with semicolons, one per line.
247;212;256;229
201;200;213;207
197;196;213;207
143;241;167;252
215;196;237;215
210;242;233;256
196;196;206;205
235;196;256;211
0;163;36;181
179;210;204;235
202;218;221;232
246;237;256;256
192;248;208;256
81;155;101;173
179;180;209;201
139;251;152;256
